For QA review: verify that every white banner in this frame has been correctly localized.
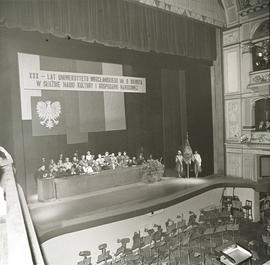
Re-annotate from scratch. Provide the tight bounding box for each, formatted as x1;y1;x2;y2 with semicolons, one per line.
22;69;146;93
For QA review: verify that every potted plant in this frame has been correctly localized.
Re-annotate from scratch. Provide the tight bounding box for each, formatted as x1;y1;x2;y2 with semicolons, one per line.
141;159;164;183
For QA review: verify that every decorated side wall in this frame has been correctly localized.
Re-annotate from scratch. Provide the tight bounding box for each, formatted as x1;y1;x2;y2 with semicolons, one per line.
223;2;269;181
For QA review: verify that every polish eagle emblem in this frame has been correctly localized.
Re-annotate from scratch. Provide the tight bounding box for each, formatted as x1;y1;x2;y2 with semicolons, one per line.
36;101;61;129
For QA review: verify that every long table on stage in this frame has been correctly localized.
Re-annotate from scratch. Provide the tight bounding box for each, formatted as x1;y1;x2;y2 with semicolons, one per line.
37;166;143;201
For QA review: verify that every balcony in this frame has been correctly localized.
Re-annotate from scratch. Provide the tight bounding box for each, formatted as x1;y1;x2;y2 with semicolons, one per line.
248;69;270;91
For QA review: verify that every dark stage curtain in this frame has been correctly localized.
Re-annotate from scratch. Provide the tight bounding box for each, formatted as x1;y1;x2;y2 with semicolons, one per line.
161;69;186;168
186;65;214;176
0;0;216;61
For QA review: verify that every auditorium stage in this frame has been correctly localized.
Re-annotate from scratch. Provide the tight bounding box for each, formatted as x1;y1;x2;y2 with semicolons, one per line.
28;174;263;243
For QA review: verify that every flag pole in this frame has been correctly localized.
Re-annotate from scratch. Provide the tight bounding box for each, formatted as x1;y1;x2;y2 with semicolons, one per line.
183;132;193;178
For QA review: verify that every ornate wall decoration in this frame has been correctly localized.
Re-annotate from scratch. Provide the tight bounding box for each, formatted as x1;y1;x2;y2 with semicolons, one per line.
252;72;270;83
238;0;269;16
135;0;226;27
250;131;270;144
225;99;241;140
252;19;270;39
241;42;253;54
249;69;270;87
224;30;240;46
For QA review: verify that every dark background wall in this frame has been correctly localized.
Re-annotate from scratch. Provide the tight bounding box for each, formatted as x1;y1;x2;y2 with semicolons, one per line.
0;27;213;195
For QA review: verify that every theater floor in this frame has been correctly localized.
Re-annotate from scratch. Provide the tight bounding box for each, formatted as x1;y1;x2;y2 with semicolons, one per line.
28;174;260;243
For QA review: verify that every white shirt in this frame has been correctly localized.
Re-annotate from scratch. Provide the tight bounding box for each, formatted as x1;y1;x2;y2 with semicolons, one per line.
193;153;202;166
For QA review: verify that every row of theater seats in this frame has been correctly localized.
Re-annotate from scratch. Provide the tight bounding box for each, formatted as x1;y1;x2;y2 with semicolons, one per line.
77;197;255;265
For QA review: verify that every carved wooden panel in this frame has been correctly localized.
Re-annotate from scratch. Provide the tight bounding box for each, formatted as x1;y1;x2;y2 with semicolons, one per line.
242;97;253;127
226;152;242;177
242;153;255;181
249;69;270;88
226;6;238;26
241;52;253;92
224;47;241;94
225;99;241;140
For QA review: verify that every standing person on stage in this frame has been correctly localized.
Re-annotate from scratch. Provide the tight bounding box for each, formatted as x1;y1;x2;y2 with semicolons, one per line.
137;152;145;165
175;150;184;178
192;150;202;178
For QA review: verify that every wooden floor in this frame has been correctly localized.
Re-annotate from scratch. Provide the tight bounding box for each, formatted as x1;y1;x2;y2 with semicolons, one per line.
27;174;263;243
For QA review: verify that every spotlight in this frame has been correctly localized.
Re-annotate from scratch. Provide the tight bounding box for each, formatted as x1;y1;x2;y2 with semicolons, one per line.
258;52;263;57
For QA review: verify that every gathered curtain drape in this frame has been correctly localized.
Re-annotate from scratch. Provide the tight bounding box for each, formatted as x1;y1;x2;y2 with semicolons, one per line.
0;0;216;61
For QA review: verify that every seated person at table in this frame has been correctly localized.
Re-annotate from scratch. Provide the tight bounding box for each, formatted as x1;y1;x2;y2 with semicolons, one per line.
48;167;57;178
116;152;123;166
71;156;80;175
103;152;111;170
87;155;95;168
73;151;79;159
79;155;93;174
78;155;87;173
86;151;92;162
132;156;137;166
48;159;58;176
137;153;145;165
96;154;105;169
59;153;63;161
91;160;100;172
127;158;133;167
57;157;63;166
35;158;48;179
110;153;117;169
122;152;129;167
35;165;48;180
63;157;73;174
41;157;47;167
56;155;63;173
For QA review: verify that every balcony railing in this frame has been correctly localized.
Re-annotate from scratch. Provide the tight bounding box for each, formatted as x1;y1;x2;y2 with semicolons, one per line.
0;164;45;265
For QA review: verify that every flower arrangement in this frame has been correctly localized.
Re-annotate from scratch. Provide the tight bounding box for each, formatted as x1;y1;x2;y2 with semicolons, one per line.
141;159;164;183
